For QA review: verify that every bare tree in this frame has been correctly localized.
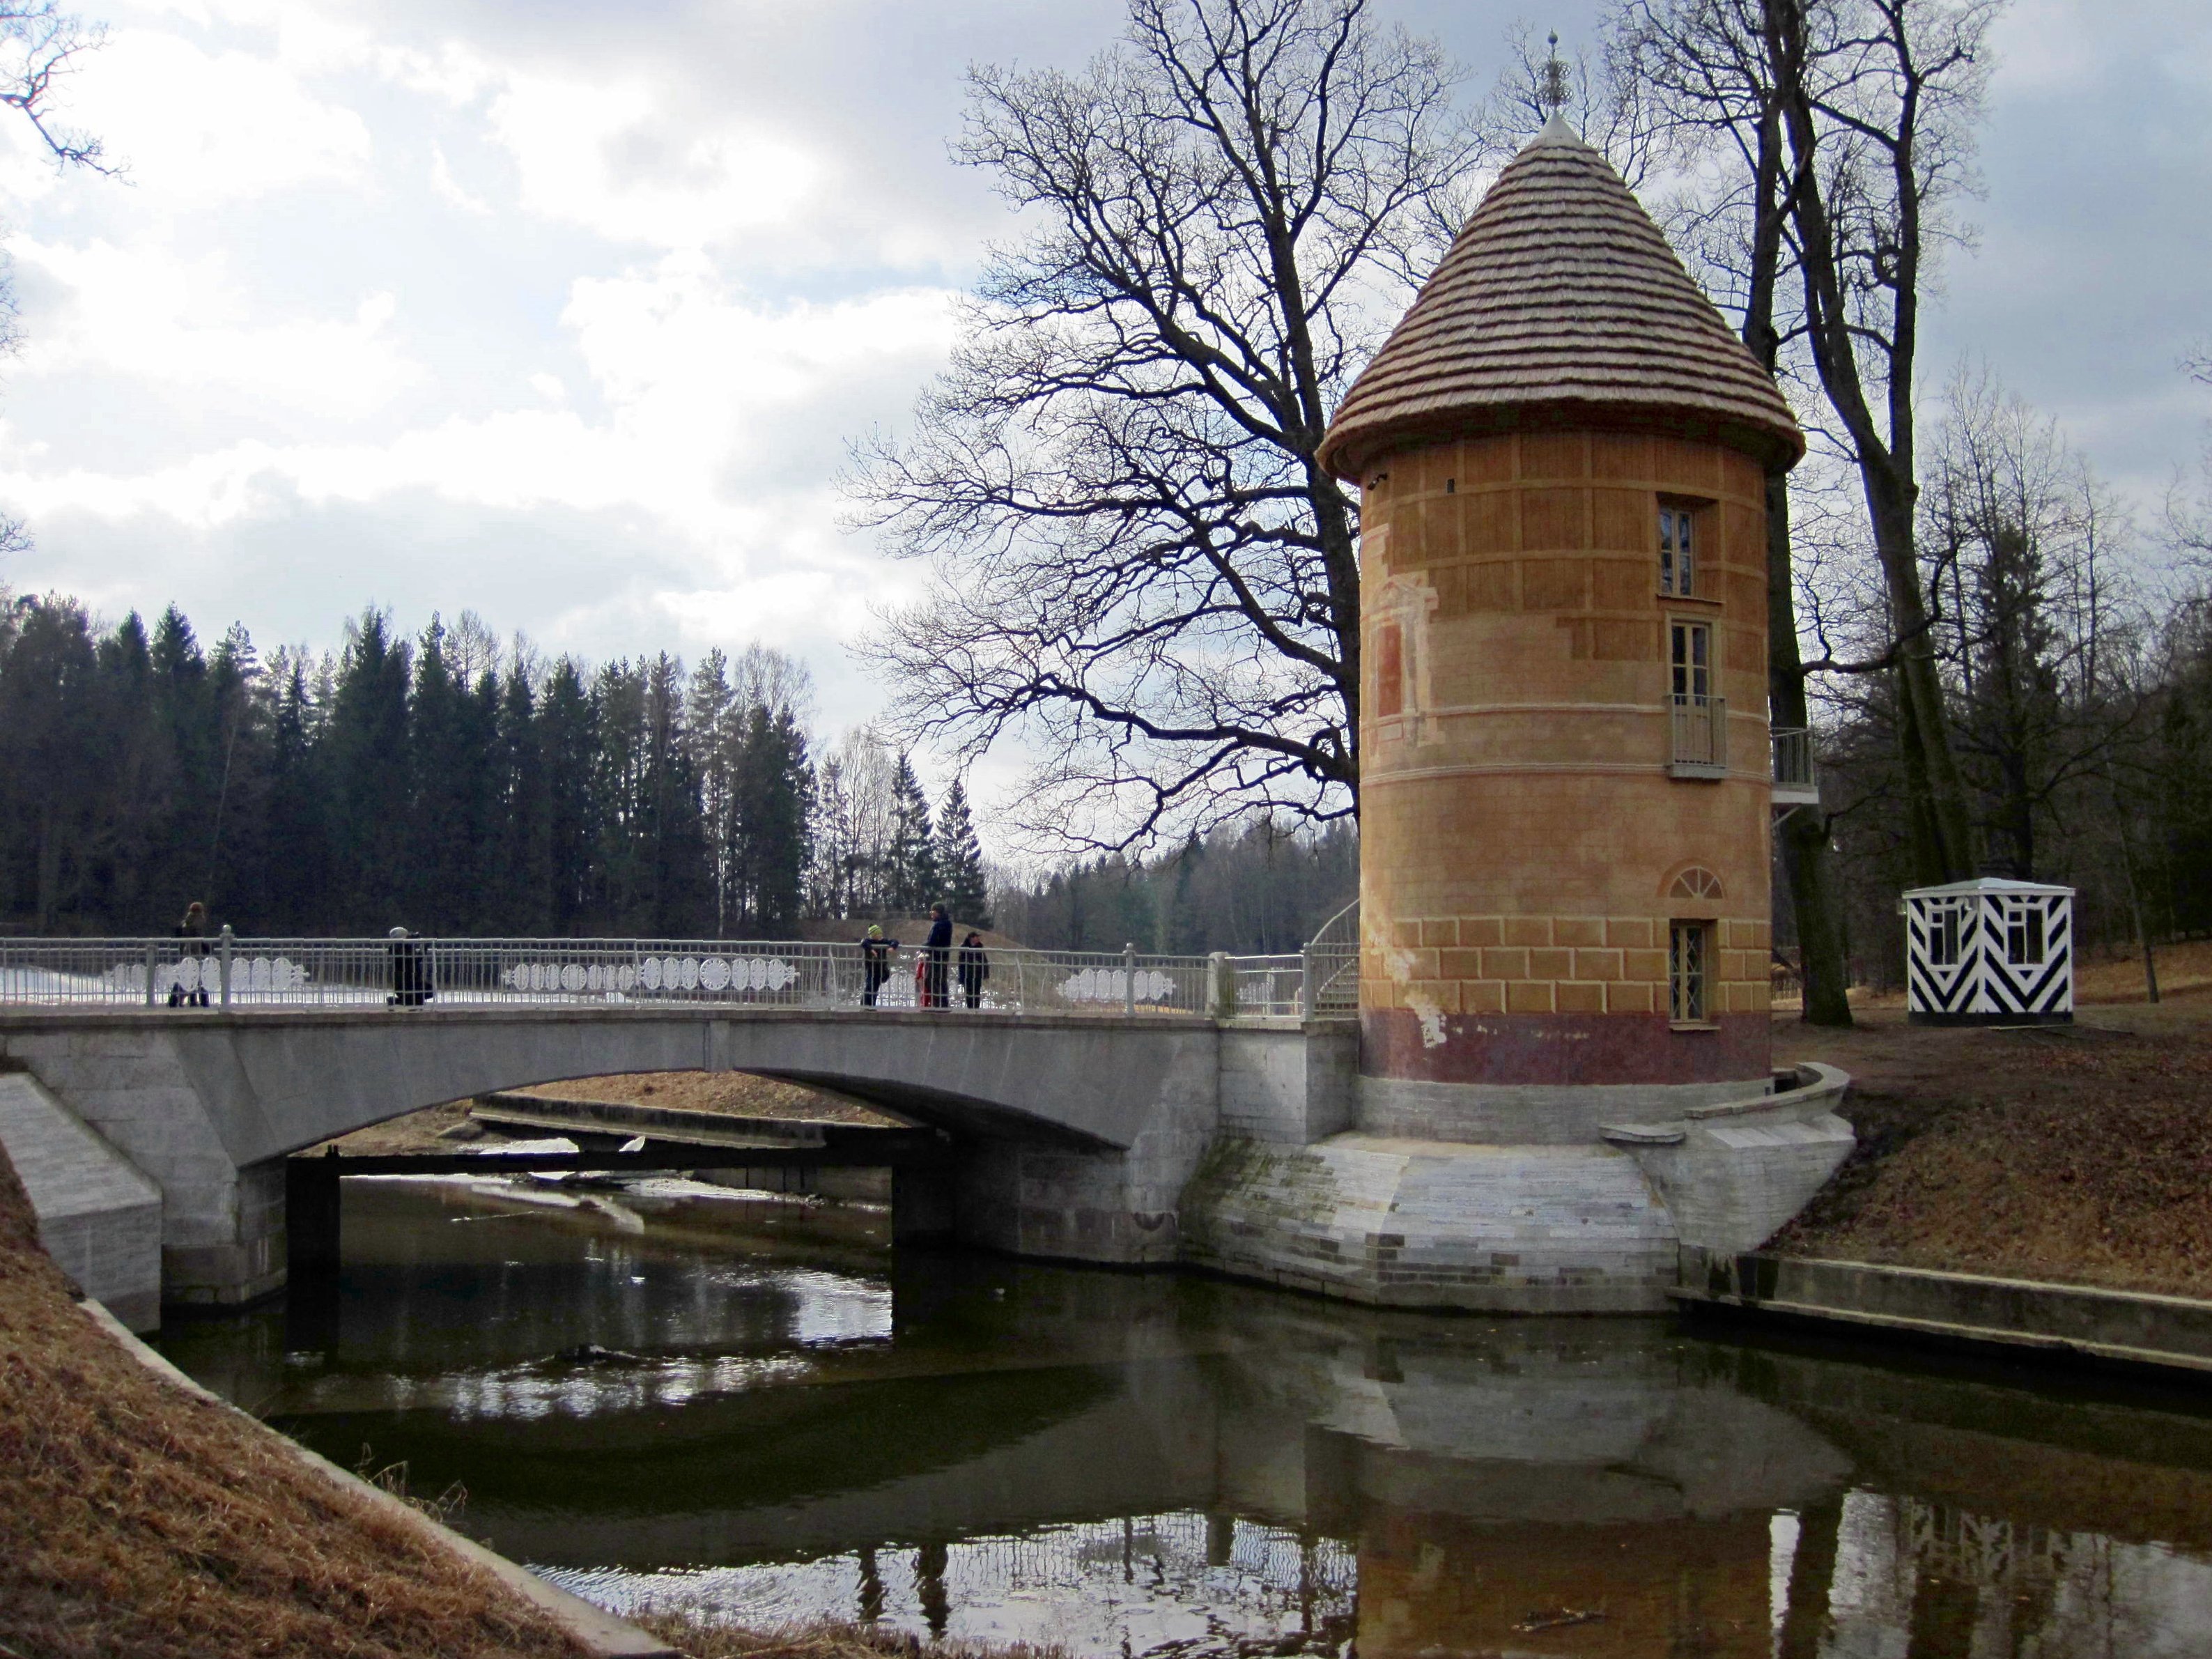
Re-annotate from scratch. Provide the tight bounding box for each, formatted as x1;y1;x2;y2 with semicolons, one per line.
1768;0;2001;885
1921;367;2144;879
851;0;1476;849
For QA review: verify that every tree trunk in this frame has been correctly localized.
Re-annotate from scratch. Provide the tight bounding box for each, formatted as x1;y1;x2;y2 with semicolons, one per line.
1768;474;1854;1025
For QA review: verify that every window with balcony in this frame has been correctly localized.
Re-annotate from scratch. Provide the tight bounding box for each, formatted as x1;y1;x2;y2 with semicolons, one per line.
1668;620;1725;776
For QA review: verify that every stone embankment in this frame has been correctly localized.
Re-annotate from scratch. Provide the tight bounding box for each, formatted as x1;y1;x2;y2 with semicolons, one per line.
1689;998;2212;1377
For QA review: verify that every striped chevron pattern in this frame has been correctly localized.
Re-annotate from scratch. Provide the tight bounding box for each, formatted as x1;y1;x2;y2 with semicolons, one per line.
1905;883;2073;1024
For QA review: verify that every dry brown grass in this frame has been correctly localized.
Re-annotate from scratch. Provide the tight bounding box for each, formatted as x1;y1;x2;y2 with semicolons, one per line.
631;1616;1063;1659
503;1072;901;1126
1772;1005;2212;1297
0;1142;588;1659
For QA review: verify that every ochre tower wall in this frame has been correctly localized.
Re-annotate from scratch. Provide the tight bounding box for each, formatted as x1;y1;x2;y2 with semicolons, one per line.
1356;424;1772;1110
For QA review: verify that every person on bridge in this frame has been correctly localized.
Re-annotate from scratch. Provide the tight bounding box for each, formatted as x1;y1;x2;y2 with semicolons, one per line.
957;931;990;1010
167;901;211;1008
860;924;899;1007
387;927;435;1007
924;904;954;1008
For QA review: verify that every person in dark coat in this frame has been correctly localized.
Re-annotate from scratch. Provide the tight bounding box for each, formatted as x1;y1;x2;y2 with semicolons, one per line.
860;924;899;1006
168;900;210;1007
957;931;990;1010
924;904;953;1008
387;927;435;1007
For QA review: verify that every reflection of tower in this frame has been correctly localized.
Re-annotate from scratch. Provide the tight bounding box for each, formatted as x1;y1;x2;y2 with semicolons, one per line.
1310;111;1805;1308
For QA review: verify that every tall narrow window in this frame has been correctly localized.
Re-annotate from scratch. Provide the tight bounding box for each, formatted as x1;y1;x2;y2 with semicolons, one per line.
1669;920;1710;1023
1659;505;1696;596
1375;623;1405;718
2005;904;2044;966
1927;902;1963;968
1670;620;1712;702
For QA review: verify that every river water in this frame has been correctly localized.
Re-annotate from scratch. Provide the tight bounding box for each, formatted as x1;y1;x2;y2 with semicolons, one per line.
159;1177;2212;1657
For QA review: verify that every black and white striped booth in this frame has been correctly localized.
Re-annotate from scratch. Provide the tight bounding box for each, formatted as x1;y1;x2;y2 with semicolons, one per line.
1903;877;2073;1026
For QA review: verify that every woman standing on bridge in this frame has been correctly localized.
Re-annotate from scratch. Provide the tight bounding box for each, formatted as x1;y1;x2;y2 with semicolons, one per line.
958;932;990;1010
924;905;954;1008
860;925;898;1007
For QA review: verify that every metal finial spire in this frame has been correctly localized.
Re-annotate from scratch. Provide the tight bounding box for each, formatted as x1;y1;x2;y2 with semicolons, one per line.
1540;31;1570;115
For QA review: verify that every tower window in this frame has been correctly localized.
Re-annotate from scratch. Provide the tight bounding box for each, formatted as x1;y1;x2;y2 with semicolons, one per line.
1659;505;1696;596
1670;620;1712;702
1669;920;1710;1023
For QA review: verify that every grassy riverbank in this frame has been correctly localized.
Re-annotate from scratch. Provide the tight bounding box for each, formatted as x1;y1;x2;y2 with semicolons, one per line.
1772;991;2212;1298
0;1144;587;1656
0;1139;1052;1659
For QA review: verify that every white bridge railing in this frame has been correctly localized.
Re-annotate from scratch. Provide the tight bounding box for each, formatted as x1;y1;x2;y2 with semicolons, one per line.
0;932;1360;1022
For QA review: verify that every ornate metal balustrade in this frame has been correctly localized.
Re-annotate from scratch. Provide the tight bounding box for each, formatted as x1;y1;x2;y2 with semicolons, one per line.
0;932;1360;1022
1771;725;1820;806
1667;693;1728;778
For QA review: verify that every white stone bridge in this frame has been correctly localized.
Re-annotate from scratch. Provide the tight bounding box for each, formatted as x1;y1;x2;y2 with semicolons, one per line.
0;996;1354;1325
0;920;1849;1328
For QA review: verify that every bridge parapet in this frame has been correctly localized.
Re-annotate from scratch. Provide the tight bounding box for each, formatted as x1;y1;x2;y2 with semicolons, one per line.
0;934;1352;1024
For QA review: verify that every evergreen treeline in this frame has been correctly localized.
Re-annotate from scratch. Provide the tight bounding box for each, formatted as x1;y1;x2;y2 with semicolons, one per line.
0;596;990;939
991;821;1357;956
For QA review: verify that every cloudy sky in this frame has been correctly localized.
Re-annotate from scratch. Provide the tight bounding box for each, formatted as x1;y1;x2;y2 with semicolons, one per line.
0;0;2204;744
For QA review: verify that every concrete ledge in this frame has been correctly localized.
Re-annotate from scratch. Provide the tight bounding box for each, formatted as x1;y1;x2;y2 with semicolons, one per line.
80;1300;680;1657
1675;1249;2212;1378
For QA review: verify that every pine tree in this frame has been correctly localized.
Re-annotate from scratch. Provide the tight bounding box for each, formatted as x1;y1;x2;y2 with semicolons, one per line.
492;664;552;932
934;778;989;926
147;605;215;917
408;617;477;931
638;653;713;935
733;704;811;932
263;655;330;932
885;752;936;916
540;658;598;933
204;623;270;926
325;608;412;929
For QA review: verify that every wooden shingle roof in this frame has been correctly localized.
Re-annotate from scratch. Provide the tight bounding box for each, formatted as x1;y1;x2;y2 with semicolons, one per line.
1317;115;1804;480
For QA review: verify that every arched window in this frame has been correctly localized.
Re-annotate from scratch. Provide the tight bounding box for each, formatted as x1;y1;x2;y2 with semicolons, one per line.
1666;866;1725;902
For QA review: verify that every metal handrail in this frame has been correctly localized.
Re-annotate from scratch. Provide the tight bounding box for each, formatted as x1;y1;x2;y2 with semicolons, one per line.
1772;726;1817;796
0;927;1372;1024
1669;693;1728;771
0;933;1220;1018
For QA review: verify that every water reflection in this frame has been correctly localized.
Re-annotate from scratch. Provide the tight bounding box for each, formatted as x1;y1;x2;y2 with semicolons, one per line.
159;1179;2212;1657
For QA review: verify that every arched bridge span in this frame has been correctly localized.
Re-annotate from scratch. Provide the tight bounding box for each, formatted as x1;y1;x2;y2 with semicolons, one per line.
0;1004;1342;1314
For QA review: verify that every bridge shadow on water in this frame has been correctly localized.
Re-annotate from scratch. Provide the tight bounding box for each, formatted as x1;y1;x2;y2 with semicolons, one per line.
160;1178;2212;1658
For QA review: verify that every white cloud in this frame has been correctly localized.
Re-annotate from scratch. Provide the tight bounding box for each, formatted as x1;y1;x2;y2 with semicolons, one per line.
0;271;954;542
9;236;421;417
25;25;373;208
487;72;826;249
428;142;492;215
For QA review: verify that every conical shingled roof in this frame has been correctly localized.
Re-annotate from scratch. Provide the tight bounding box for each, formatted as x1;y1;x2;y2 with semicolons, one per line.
1317;116;1804;480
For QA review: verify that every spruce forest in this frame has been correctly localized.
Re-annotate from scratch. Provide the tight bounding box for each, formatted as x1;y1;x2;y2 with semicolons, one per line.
0;592;1367;952
0;597;977;939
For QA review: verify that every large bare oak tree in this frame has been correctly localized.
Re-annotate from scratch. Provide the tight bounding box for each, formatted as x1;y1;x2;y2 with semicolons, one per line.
852;0;1474;849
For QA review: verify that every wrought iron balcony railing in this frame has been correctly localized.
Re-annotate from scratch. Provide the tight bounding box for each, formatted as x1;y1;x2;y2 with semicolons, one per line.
1668;694;1728;778
1772;726;1820;807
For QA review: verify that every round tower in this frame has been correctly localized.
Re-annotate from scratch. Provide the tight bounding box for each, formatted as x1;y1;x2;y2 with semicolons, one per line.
1318;115;1804;1140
